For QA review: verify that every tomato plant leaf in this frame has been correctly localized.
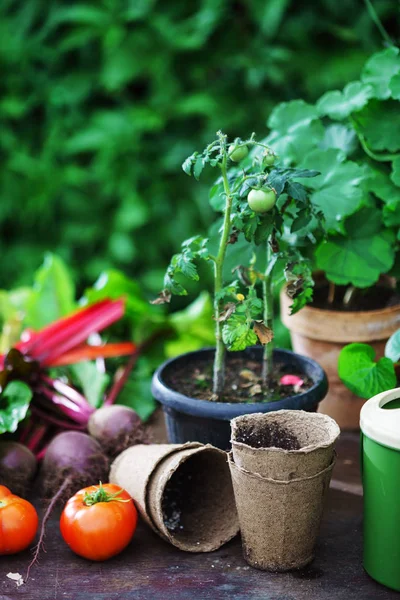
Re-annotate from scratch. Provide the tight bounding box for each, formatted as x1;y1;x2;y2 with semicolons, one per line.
317;81;373;120
222;313;258;351
0;380;32;434
385;329;400;363
338;343;396;399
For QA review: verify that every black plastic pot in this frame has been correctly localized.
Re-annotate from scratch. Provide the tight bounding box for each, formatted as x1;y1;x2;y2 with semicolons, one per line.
151;346;328;450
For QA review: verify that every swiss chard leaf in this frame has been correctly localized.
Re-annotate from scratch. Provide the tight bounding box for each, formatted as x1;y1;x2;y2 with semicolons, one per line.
69;362;110;409
0;380;32;434
338;343;396;399
115;357;156;421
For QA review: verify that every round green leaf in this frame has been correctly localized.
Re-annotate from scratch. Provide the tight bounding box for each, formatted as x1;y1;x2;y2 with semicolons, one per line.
316;207;395;288
338;343;396;399
362;47;400;100
317;81;372;120
385;330;400;363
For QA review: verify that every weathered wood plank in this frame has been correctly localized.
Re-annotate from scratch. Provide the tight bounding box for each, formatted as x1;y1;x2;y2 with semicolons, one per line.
0;434;396;599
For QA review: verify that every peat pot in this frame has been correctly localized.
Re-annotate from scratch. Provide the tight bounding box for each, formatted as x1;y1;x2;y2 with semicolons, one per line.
151;347;328;450
281;289;400;430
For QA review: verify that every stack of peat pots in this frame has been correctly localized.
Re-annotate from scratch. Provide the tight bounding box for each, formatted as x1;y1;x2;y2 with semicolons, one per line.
229;410;340;571
110;442;239;552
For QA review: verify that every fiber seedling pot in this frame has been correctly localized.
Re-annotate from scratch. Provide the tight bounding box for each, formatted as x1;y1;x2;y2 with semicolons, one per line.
280;285;400;430
110;443;239;552
231;410;340;480
229;453;335;571
152;347;328;450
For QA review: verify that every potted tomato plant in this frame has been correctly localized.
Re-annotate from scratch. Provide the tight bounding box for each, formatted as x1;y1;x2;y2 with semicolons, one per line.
269;46;400;429
151;131;328;449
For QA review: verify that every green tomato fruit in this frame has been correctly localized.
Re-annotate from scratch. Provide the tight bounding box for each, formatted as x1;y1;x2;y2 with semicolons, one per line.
228;144;249;162
247;188;277;213
263;151;276;166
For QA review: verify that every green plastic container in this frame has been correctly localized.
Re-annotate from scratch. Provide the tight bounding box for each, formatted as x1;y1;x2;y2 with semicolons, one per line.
360;387;400;591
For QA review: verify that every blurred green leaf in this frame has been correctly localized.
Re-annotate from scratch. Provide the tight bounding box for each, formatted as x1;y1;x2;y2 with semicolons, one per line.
317;81;372;120
70;362;110;409
25;254;75;328
385;329;400;363
362;46;400;99
0;380;32;434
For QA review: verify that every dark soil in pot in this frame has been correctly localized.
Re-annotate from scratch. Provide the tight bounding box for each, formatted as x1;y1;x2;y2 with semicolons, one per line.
164;354;313;403
311;276;400;312
152;347;328;449
234;421;301;450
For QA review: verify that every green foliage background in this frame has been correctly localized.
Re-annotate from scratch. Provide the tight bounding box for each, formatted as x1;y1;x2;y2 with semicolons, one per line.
0;0;398;291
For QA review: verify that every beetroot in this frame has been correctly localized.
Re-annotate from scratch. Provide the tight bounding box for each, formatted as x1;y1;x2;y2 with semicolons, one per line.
40;431;109;501
88;405;147;458
0;442;37;497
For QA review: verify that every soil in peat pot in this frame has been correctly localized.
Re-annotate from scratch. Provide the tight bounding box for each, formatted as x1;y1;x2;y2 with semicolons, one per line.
234;421;301;451
311;282;400;312
164;356;312;404
161;453;212;534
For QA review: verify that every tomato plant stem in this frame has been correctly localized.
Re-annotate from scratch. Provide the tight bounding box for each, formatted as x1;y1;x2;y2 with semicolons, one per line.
262;242;274;388
212;136;233;397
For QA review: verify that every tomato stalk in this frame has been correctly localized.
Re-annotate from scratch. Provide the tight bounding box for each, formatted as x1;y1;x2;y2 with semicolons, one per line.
83;483;131;506
261;241;278;388
212;132;234;397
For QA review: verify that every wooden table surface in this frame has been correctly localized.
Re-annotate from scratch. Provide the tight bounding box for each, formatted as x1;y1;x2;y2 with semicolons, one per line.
1;424;398;600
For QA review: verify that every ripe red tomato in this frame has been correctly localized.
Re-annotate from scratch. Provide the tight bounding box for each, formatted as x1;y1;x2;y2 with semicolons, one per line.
60;483;137;561
0;485;39;555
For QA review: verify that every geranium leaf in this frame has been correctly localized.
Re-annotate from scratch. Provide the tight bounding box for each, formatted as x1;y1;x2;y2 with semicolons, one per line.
315;207;395;287
266;100;324;165
361;46;400;100
355;100;400;152
320;124;358;155
298;149;368;232
317;81;373;120
338;343;396;399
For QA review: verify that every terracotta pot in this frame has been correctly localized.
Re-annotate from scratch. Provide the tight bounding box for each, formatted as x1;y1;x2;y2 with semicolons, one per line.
280;288;400;430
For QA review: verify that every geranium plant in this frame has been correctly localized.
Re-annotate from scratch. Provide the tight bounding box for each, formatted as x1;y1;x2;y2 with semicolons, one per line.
265;46;400;307
155;131;323;398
